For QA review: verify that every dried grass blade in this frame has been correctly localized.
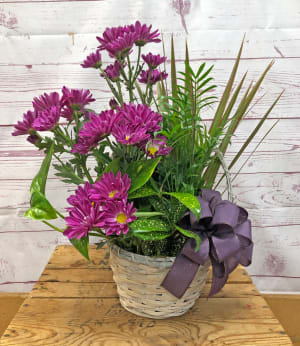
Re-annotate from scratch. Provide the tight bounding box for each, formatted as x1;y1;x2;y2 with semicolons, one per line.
209;37;245;134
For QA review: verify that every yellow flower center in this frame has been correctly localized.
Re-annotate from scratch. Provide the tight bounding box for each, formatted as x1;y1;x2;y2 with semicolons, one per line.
91;201;95;207
148;146;158;156
125;135;130;141
116;212;127;224
109;190;118;198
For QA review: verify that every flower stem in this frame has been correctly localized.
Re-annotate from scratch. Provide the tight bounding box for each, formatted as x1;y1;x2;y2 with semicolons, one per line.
42;220;63;233
99;67;122;104
89;232;107;238
116;81;123;105
144;68;153;105
126;55;134;102
81;156;94;184
132;46;142;82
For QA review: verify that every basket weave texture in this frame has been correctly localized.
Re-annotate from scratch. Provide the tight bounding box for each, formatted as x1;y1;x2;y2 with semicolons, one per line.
109;244;210;319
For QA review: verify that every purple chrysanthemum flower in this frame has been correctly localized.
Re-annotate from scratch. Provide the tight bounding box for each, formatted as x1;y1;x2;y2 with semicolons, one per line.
30;92;62;131
145;135;172;158
126;21;161;46
71;138;93;155
96;26;127;51
64;183;103;240
105;32;137;59
32;106;60;131
81;50;102;69
142;53;167;69
72;110;116;154
61;86;95;121
138;69;168;85
112;123;150;146
102;60;122;81
12;110;36;136
116;103;162;133
32;92;61;112
90;171;131;203
67;181;92;208
97;199;137;236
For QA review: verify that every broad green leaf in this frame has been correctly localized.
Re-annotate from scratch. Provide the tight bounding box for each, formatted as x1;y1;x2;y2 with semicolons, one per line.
127;158;161;193
133;231;171;241
169;197;188;224
70;236;89;260
149;197;169;215
130;218;170;233
175;225;202;251
134;211;164;217
165;192;201;221
24;191;57;220
130;218;171;241
103;157;120;175
128;186;157;199
30;142;54;194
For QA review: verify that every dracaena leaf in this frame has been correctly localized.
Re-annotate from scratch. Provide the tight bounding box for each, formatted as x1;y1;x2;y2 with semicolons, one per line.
165;192;201;221
175;225;202;251
130;218;171;241
128;186;157;199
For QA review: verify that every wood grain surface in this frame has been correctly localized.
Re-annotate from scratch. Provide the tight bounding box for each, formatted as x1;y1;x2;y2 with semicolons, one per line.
0;246;292;345
0;0;300;294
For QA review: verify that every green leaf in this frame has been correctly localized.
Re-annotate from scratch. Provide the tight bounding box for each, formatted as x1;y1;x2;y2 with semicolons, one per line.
127;158;161;193
24;191;57;220
30;142;54;194
165;192;201;221
95;241;106;250
171;34;178;100
169;197;188;224
149;197;169;215
175;225;202;251
53;162;85;185
130;218;171;241
209;37;244;135
128;186;157;199
215;91;284;188
133;232;171;241
135;211;164;217
70;236;89;260
103;157;120;175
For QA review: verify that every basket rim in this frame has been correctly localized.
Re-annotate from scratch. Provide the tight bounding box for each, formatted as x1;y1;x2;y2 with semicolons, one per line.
109;243;178;266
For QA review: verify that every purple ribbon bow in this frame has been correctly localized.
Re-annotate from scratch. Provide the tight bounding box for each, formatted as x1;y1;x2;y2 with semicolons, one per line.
161;189;253;298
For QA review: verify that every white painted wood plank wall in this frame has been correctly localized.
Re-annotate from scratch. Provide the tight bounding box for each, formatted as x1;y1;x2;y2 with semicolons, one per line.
0;0;299;293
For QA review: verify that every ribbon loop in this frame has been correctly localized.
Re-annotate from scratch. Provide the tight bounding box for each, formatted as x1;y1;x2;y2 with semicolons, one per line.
161;189;253;298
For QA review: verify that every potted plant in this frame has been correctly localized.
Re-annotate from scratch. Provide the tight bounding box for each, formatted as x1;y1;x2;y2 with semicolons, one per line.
12;21;282;319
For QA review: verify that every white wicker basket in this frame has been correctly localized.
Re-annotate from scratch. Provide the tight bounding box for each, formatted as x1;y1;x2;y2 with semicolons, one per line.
109;243;210;319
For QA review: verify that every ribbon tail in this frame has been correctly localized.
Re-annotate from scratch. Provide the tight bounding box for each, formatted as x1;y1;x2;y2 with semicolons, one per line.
161;253;200;298
209;257;229;297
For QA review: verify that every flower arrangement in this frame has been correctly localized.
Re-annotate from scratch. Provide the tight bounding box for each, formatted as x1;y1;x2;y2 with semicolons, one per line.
13;21;282;316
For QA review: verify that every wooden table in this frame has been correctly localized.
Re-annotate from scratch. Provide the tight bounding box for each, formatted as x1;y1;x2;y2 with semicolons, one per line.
0;245;292;345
